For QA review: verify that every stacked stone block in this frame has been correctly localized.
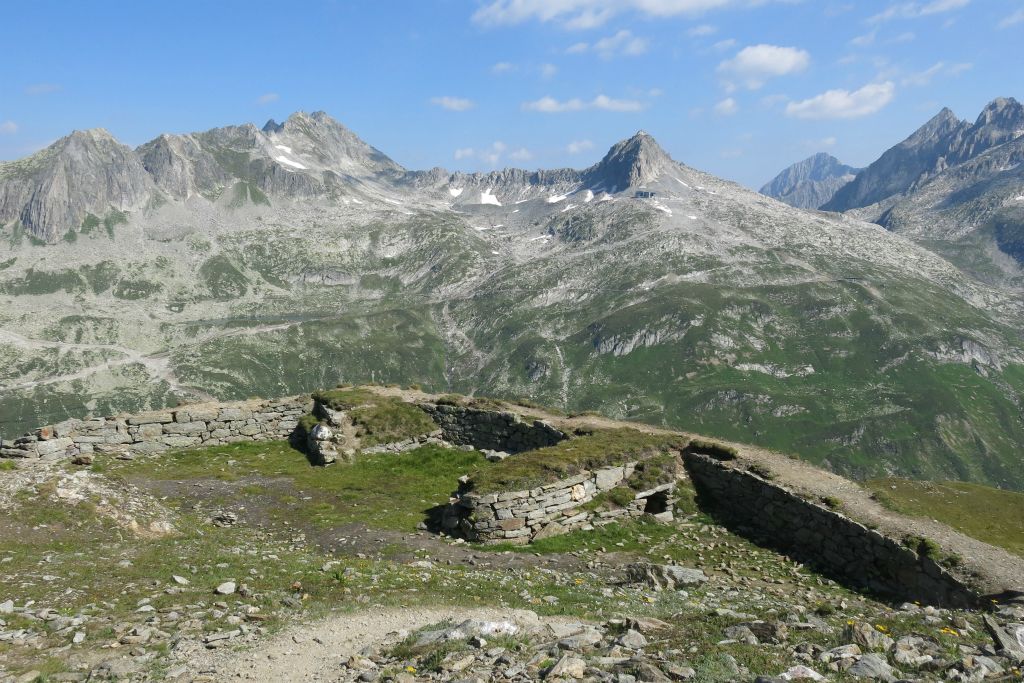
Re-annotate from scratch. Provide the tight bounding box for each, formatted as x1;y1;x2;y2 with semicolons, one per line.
683;452;979;608
0;396;310;460
444;461;677;544
420;403;566;453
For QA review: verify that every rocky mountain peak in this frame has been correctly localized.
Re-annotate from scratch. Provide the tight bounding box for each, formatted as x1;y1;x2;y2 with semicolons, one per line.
584;131;676;191
761;153;862;209
902;107;967;147
0;128;152;242
64;128;118;145
974;97;1024;129
262;119;284;134
263;110;405;176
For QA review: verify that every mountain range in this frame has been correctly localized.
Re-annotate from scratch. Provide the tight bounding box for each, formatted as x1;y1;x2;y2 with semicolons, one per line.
763;97;1024;288
2;109;1024;490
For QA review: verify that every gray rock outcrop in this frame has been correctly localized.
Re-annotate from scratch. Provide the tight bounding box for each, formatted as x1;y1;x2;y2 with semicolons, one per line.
760;153;861;209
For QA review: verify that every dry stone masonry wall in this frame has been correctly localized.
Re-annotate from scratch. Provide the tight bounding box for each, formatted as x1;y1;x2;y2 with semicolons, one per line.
420;403;567;453
0;396;310;460
683;452;980;608
443;461;677;544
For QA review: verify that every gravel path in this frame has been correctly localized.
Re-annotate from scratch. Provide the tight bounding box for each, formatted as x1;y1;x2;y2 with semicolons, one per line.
175;606;558;682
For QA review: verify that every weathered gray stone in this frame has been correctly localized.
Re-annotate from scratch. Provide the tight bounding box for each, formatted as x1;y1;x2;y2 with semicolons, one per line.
626;563;708;590
846;653;895;681
127;412;174;425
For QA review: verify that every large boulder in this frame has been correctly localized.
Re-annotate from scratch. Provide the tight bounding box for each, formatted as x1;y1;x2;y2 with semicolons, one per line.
625;563;708;591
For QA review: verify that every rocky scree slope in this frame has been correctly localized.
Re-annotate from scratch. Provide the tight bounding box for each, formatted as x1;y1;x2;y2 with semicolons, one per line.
2;116;1024;490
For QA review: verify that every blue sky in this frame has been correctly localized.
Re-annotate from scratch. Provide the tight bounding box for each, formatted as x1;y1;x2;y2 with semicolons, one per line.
1;0;1022;187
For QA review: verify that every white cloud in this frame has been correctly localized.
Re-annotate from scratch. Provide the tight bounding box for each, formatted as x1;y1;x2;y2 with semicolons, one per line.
510;147;533;162
759;93;789;108
567;139;594;154
482;142;507;165
901;61;972;86
456;142;528;166
712;38;736;51
902;62;944;87
25;83;60;95
473;0;789;29
998;9;1024;28
491;61;515;74
713;97;738;116
430;96;475;111
717;44;810;89
591;94;645;111
523;96;586;113
919;0;969;14
0;121;18;134
849;29;876;46
257;93;279;105
569;30;649;58
688;23;717;36
540;63;558;79
594;29;649;57
523;94;645;112
785;81;895;119
869;0;969;23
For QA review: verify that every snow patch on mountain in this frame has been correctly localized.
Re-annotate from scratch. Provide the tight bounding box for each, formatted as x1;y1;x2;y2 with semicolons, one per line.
480;188;501;206
275;156;307;170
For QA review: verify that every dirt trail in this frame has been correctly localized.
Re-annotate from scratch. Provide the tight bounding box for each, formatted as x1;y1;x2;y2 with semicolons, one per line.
175;606;564;682
370;386;1024;598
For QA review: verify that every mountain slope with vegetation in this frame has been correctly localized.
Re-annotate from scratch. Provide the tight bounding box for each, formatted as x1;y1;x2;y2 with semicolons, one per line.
2;115;1024;490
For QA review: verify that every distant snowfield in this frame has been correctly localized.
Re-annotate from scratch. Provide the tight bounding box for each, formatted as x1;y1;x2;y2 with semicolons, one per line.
583;190;594;203
546;194;567;204
274;145;293;154
275;156;307;170
561;204;577;213
448;187;464;198
480;188;501;206
599;193;614;202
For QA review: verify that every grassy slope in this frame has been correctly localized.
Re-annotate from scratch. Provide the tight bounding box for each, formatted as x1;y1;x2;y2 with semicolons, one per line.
111;440;486;531
452;247;1024;489
0;437;990;680
866;478;1024;558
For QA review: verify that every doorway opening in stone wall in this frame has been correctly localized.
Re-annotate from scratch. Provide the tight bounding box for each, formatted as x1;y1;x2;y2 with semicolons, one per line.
643;491;670;515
